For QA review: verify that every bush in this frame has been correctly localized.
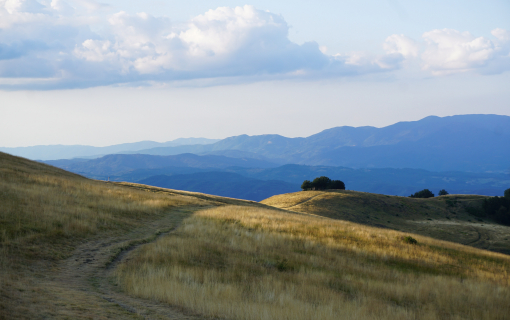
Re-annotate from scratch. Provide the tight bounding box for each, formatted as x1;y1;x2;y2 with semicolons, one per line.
409;189;434;198
400;236;418;245
438;189;449;196
505;188;510;199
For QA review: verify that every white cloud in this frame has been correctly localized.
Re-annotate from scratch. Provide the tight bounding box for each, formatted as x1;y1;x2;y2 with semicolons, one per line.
383;34;419;58
1;1;507;89
420;28;510;75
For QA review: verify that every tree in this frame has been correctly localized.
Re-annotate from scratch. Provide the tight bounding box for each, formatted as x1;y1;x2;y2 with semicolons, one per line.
311;176;332;190
409;189;434;198
505;188;510;199
301;180;312;191
438;189;449;196
329;180;346;190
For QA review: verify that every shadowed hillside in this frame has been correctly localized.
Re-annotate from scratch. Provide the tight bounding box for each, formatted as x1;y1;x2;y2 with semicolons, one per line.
262;190;510;254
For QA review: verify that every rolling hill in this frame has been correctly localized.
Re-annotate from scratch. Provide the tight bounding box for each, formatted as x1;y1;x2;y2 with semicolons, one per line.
2;151;510;319
43;153;510;198
262;190;510;254
43;153;279;178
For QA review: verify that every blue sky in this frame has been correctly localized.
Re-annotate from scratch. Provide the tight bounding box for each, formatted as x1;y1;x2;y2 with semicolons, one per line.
1;0;509;147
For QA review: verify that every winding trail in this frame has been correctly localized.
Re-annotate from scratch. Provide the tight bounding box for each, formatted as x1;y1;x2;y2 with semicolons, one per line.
281;192;327;209
39;206;217;319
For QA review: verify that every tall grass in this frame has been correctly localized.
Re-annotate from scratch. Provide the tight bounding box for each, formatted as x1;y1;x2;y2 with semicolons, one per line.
0;152;220;318
0;154;208;262
116;206;510;320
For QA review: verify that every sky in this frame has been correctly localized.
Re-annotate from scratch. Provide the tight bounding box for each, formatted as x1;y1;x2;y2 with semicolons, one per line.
1;0;509;147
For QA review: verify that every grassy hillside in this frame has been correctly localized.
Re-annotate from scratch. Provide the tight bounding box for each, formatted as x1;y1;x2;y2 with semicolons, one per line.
116;205;510;320
261;190;510;254
2;151;510;319
0;151;259;319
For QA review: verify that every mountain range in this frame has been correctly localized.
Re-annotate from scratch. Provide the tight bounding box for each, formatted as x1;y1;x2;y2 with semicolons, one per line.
0;137;220;160
12;114;510;173
7;114;510;200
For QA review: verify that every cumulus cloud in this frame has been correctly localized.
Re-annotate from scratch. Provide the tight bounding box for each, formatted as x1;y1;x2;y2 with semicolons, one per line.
0;2;406;89
1;1;508;89
382;28;510;75
383;34;419;58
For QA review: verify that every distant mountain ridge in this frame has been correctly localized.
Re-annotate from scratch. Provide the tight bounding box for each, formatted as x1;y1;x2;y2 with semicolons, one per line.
43;152;510;199
0;137;220;160
6;114;510;172
130;114;510;172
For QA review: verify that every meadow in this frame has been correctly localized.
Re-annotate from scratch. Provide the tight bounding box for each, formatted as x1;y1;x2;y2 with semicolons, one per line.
115;205;510;320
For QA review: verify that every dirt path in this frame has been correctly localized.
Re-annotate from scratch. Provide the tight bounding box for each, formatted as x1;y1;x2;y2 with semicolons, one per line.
281;192;327;209
36;206;215;319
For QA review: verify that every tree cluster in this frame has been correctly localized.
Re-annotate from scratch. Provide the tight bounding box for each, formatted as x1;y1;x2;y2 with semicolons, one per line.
301;176;345;191
481;188;510;225
409;189;435;198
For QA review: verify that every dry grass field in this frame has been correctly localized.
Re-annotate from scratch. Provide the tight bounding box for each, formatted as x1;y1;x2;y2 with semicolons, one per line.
262;190;510;254
2;151;510;319
0;151;254;319
115;205;510;320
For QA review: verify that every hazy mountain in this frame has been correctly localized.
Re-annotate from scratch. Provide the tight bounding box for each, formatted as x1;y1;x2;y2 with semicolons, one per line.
43;153;279;177
139;172;299;202
0;137;220;160
131;115;510;172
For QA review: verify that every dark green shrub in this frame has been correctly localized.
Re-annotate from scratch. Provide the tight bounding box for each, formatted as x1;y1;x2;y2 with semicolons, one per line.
505;188;510;199
400;236;418;245
409;189;434;198
438;189;449;196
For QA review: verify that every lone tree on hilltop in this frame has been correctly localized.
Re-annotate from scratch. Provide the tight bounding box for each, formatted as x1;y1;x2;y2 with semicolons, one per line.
409;189;434;198
301;176;345;191
438;189;449;196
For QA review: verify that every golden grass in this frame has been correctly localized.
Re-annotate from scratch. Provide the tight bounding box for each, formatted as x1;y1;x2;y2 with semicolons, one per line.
115;205;510;320
0;152;215;318
262;190;510;254
0;153;209;262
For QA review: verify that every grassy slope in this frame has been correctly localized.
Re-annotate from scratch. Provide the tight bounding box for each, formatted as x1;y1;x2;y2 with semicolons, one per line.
0;151;261;319
261;190;510;254
2;151;510;319
116;205;510;320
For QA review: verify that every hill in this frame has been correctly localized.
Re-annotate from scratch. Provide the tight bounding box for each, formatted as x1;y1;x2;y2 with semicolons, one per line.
132;114;510;172
261;190;510;254
1;151;510;319
42;155;510;198
43;153;278;178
